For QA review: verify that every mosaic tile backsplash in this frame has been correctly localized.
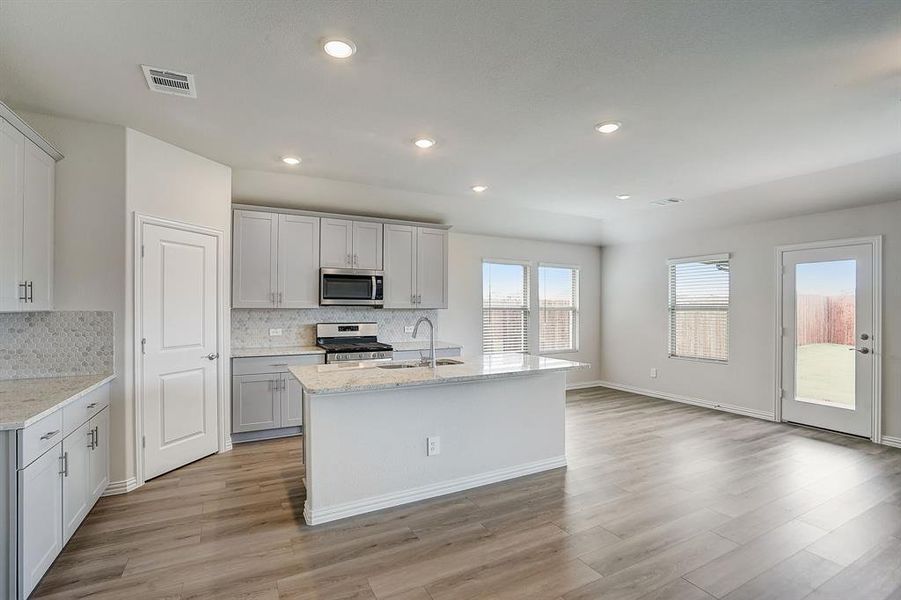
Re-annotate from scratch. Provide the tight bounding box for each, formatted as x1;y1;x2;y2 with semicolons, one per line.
232;308;441;348
0;311;114;379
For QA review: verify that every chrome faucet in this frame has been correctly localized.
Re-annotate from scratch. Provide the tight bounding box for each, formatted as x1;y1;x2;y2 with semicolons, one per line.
412;316;436;368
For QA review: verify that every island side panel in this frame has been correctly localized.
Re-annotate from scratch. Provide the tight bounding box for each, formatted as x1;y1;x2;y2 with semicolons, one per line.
303;371;566;525
1;431;12;598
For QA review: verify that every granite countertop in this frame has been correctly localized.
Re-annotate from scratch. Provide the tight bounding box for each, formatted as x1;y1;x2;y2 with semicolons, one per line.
388;340;462;352
0;373;116;431
231;346;325;358
289;353;587;395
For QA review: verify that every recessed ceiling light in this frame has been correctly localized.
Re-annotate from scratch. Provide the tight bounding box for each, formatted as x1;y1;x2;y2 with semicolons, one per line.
413;137;436;149
595;121;622;134
615;194;631;200
281;156;301;166
322;38;356;59
471;185;488;193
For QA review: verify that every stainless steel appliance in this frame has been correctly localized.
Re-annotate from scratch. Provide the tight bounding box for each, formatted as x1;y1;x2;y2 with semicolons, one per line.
320;268;384;307
316;322;393;363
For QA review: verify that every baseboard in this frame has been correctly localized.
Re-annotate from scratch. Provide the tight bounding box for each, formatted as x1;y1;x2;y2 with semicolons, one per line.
102;477;138;496
882;435;901;449
593;380;776;422
567;380;606;391
222;435;234;452
231;426;302;444
304;455;567;525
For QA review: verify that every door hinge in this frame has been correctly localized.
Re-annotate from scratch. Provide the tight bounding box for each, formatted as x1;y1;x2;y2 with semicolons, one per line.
142;435;146;449
779;388;786;399
141;245;145;258
141;338;146;354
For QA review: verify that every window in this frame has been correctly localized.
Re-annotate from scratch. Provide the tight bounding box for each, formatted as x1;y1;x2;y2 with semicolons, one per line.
539;265;579;353
668;254;730;362
482;261;530;353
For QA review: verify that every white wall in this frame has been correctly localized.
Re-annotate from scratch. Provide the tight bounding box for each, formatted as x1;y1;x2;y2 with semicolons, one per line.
17;112;131;480
444;232;602;385
600;200;901;438
125;129;232;481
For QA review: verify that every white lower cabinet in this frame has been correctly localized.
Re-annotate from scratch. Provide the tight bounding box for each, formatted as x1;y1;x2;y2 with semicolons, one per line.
88;408;109;502
231;354;323;437
61;421;92;543
5;383;111;599
18;443;63;599
232;374;280;432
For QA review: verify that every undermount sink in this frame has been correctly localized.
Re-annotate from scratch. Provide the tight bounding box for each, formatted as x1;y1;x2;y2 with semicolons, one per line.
377;358;464;370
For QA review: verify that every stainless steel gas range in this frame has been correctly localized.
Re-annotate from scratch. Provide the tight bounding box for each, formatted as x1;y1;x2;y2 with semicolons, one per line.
315;322;393;363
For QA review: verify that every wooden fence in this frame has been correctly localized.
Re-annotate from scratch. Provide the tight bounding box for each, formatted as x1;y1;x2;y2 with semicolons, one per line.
796;294;854;346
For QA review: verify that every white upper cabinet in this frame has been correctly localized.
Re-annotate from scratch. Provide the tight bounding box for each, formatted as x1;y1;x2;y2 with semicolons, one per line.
383;225;448;309
320;218;383;270
352;221;383;270
0;111;58;313
0;118;24;312
233;210;321;308
277;214;320;308
416;227;448;309
320;218;353;268
383;224;416;308
232;210;278;308
22;139;54;311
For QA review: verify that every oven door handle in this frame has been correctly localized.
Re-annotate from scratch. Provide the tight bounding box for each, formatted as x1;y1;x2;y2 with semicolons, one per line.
371;276;377;300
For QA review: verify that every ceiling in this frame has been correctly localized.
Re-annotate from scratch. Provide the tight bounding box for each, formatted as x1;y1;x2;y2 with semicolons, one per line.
1;0;899;244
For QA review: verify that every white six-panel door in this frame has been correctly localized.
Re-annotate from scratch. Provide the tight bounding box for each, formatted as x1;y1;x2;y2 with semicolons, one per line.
141;222;220;480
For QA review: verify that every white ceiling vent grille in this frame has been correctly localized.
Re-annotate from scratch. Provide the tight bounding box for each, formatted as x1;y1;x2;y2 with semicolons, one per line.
141;65;197;98
651;198;684;207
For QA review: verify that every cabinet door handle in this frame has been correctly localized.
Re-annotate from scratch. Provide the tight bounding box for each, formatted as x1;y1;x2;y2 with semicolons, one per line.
94;426;99;449
87;429;95;449
86;403;97;409
40;430;60;440
18;282;27;302
27;281;33;303
60;452;69;477
278;292;283;305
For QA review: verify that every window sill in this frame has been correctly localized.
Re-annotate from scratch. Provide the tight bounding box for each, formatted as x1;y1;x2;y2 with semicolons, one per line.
540;349;580;356
667;355;728;365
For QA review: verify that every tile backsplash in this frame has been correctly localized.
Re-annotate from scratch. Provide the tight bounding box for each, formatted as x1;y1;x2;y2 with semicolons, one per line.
232;308;440;348
0;311;114;379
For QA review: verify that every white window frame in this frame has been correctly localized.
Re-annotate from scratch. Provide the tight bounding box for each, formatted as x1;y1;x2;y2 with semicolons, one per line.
538;263;580;355
481;258;532;354
667;253;730;364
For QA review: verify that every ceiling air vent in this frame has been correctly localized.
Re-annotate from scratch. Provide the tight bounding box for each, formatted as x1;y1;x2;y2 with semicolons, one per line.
650;198;684;207
141;65;197;98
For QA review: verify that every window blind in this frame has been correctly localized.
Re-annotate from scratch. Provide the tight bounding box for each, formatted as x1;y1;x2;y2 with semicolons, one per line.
668;255;730;362
482;261;529;353
539;265;579;353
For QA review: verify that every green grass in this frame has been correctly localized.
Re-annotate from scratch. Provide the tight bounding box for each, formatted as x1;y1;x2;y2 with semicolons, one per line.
796;343;854;407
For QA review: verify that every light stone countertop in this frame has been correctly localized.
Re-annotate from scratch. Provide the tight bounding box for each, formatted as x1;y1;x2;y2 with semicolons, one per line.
387;340;462;352
231;346;326;358
289;353;587;395
0;373;116;431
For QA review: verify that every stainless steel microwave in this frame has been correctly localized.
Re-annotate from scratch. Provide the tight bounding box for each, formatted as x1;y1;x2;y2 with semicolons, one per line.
320;268;384;306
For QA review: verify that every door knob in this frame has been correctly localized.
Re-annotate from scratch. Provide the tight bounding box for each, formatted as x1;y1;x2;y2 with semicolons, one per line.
204;353;220;360
849;347;870;354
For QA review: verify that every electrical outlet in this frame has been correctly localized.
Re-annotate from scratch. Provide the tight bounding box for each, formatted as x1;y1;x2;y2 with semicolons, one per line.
427;436;440;456
404;325;415;334
650;368;658;379
269;328;283;337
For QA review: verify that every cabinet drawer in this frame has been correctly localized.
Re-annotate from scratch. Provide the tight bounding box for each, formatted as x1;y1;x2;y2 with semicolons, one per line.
62;384;110;436
18;409;63;469
232;354;324;375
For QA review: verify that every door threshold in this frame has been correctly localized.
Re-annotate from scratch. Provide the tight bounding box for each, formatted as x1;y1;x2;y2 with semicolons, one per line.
784;420;870;441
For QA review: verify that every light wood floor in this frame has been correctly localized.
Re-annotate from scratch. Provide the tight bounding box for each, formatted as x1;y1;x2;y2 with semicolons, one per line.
34;387;901;600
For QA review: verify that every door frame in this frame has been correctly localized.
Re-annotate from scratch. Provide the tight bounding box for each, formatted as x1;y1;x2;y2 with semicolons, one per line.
133;213;229;488
773;236;882;443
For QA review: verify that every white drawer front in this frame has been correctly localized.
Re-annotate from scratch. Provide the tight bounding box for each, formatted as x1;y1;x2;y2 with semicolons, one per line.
232;354;324;376
18;409;63;469
63;384;110;436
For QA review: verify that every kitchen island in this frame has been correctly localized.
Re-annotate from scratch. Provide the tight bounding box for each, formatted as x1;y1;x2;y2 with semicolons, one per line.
290;353;586;525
